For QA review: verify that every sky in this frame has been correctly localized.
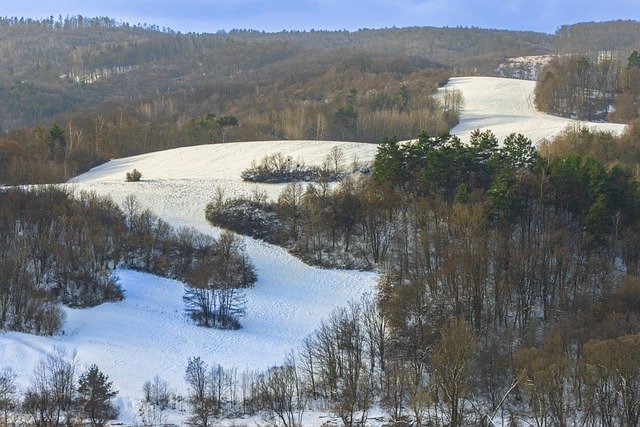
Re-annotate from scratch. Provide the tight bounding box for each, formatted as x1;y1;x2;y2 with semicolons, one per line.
1;0;638;34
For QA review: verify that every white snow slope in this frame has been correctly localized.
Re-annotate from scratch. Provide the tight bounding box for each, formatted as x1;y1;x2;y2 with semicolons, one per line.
0;77;629;423
446;76;627;144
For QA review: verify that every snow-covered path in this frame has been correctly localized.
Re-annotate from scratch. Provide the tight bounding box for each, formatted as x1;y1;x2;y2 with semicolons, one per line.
446;76;627;143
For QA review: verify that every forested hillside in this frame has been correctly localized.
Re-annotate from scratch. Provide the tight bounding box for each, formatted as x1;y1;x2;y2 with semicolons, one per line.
0;16;487;184
6;17;640;185
227;26;554;73
200;122;640;426
0;16;555;133
0;57;455;184
555;20;640;56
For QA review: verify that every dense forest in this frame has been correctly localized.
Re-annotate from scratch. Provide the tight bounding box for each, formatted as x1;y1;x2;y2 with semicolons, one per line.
201;123;640;426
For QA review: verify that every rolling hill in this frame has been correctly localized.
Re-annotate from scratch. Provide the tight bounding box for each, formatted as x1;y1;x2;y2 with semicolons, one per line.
0;76;631;424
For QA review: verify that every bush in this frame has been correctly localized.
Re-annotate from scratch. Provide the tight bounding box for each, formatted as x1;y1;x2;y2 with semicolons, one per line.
205;198;283;242
241;152;344;183
29;301;66;336
125;169;142;182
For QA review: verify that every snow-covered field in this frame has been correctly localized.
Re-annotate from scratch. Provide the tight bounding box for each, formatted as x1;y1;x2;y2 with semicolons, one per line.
446;76;627;144
1;140;380;423
0;77;629;424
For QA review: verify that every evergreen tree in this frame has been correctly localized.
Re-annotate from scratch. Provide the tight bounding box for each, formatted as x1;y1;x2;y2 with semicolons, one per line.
372;138;403;186
77;365;119;426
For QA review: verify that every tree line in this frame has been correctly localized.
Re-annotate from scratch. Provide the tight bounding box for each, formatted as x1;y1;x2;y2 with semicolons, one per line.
555;20;640;57
538;119;640;178
4;294;638;426
529;20;640;123
0;187;256;335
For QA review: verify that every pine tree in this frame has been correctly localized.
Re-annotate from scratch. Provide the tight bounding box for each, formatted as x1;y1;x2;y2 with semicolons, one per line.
77;365;119;426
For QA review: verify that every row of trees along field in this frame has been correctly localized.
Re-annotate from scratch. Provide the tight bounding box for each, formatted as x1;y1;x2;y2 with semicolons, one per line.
2;313;638;427
0;187;256;335
202;123;640;425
